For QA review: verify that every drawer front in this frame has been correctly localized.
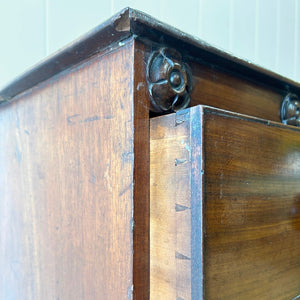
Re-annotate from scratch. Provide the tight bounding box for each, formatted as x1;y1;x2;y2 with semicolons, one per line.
150;105;300;300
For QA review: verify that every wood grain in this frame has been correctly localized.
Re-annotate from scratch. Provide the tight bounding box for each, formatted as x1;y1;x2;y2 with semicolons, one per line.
150;110;202;299
0;40;149;299
133;40;151;300
203;109;300;300
141;40;285;122
189;60;283;122
2;8;300;107
150;105;300;299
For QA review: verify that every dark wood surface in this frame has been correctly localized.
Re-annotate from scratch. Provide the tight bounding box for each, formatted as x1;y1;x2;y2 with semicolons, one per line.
1;7;300;300
189;59;283;122
139;38;287;122
150;105;300;299
0;40;150;299
133;40;151;299
0;8;132;102
1;7;299;107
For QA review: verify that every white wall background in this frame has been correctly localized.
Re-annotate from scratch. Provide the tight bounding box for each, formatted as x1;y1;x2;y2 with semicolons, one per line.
0;0;299;89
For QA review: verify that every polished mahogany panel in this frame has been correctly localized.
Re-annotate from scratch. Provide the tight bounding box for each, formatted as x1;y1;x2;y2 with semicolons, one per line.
1;8;300;300
150;105;300;299
189;60;283;122
0;41;147;299
2;8;300;107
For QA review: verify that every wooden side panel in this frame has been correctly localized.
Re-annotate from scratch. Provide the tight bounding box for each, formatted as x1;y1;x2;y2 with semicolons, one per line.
0;42;136;299
150;110;203;300
150;105;300;300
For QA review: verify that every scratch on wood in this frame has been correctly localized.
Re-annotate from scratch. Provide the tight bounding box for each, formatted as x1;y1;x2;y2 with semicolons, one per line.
83;115;100;123
175;110;188;126
137;82;144;91
175;204;189;212
127;284;133;299
175;118;185;126
184;143;191;153
67;114;80;124
15;146;22;163
103;164;112;192
138;99;148;110
175;158;187;166
119;182;133;196
67;114;109;124
175;251;191;260
130;218;134;231
89;174;96;184
122;151;134;164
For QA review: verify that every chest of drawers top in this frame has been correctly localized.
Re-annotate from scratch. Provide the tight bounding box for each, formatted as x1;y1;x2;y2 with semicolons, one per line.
1;7;299;125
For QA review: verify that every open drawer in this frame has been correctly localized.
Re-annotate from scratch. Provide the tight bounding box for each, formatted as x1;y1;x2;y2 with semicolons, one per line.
150;105;300;300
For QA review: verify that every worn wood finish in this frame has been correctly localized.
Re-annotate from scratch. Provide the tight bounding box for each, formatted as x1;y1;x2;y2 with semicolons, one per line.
188;60;283;122
2;7;300;300
0;40;150;299
0;8;132;102
144;47;283;122
150;110;198;299
138;39;285;122
133;40;151;299
150;105;300;299
1;8;300;119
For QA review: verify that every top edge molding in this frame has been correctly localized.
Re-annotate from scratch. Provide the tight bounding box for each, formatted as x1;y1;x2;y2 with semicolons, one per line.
1;7;299;102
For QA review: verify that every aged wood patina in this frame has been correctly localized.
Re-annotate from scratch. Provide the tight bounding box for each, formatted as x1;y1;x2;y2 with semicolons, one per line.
0;7;299;300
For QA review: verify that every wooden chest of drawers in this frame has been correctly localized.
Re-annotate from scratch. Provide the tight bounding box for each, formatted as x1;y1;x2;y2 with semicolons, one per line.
0;8;299;300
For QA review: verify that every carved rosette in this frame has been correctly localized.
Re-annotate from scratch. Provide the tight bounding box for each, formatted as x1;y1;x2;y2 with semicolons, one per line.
280;93;300;126
147;48;193;112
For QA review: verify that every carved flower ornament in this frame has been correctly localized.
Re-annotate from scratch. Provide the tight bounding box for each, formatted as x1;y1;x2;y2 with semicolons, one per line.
147;48;193;112
281;93;300;126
